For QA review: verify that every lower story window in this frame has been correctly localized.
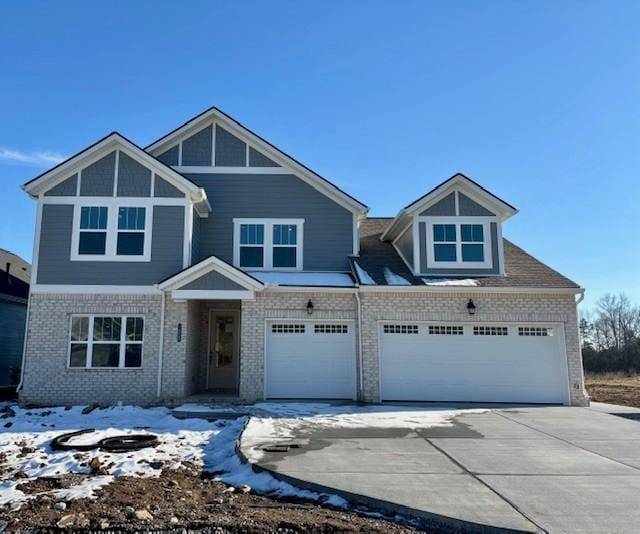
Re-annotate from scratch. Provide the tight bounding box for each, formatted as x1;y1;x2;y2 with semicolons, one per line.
69;315;144;368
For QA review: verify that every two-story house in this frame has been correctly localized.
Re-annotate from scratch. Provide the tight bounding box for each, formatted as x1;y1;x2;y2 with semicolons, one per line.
18;107;588;406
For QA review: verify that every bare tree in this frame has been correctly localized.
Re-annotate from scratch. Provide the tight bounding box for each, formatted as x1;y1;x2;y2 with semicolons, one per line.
585;294;640;352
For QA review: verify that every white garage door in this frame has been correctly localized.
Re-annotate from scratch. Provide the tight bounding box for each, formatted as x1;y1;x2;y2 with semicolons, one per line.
380;323;569;404
266;321;356;399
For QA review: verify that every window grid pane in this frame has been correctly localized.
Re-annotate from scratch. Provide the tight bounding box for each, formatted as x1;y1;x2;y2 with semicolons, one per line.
461;244;484;262
434;243;456;262
240;246;264;268
461;224;484;242
93;317;121;342
118;207;146;230
80;206;108;230
273;224;297;245
71;317;89;341
273;247;296;268
91;344;120;367
117;233;145;255
240;224;264;245
78;232;106;255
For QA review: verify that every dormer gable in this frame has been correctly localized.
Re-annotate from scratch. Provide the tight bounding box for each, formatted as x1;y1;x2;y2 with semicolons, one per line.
382;173;517;277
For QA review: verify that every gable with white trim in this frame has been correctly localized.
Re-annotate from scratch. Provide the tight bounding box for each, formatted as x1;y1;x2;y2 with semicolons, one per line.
146;107;367;216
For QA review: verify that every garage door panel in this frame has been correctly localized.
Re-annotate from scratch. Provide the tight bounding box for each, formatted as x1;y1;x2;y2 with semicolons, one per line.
380;323;569;404
266;321;356;399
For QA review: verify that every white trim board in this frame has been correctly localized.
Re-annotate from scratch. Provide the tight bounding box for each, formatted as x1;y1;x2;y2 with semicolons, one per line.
31;284;162;294
171;289;255;300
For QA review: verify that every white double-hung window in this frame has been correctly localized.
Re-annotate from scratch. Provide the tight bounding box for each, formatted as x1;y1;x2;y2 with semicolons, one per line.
71;203;151;261
233;218;303;270
424;217;492;269
69;315;144;369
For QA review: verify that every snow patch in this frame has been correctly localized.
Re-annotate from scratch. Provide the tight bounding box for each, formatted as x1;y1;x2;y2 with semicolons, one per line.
422;278;479;286
353;261;376;285
383;267;411;285
250;271;354;287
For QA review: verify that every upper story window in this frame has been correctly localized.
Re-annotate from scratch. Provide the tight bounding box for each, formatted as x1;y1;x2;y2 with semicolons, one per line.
234;218;303;271
71;203;151;262
425;218;491;269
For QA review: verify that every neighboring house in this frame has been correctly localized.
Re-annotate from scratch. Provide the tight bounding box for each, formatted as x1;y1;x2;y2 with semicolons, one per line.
0;250;30;387
18;107;588;407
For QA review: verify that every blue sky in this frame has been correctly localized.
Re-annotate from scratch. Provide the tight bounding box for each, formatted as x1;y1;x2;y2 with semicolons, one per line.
1;0;638;308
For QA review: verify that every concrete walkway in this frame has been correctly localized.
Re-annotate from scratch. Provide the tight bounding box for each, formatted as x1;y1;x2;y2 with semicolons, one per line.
240;405;640;533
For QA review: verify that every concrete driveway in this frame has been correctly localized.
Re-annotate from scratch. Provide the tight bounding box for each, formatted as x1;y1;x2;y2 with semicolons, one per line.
240;403;640;533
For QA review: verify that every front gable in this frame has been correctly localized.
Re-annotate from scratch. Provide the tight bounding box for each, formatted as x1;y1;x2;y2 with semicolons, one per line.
158;255;264;300
146;106;368;215
23;133;210;215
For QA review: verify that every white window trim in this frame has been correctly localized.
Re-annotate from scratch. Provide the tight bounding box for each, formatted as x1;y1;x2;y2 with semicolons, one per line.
233;218;304;271
70;199;153;262
67;314;144;369
421;216;493;269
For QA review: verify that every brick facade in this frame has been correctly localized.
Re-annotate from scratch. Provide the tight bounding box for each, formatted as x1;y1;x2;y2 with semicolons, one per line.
20;290;587;407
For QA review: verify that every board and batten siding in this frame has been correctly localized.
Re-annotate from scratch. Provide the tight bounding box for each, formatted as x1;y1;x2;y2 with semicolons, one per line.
187;173;354;271
36;204;185;285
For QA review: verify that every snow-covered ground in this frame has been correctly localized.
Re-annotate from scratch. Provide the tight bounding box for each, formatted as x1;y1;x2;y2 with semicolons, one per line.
0;402;487;512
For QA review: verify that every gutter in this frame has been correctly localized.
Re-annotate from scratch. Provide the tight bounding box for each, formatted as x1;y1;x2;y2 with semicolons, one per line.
16;289;32;393
156;289;166;398
354;288;365;401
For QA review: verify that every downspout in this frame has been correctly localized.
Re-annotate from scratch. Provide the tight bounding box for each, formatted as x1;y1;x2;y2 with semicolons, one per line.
156;289;166;399
354;287;364;401
16;289;32;393
575;288;588;405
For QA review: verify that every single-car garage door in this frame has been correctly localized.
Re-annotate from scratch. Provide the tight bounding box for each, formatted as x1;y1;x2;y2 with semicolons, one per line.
380;322;569;404
266;320;356;399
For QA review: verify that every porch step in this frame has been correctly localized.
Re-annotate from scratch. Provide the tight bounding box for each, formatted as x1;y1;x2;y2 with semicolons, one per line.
169;397;253;421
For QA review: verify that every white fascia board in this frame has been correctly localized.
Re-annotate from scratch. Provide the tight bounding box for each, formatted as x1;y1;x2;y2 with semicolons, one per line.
171;289;255;300
158;256;264;291
357;285;584;295
146;108;368;216
264;285;357;294
31;284;162;295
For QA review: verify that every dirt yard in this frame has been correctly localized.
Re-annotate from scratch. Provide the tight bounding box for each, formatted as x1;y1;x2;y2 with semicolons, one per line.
585;373;640;407
0;468;426;532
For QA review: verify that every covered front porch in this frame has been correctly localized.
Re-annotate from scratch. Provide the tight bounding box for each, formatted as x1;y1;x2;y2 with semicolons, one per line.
158;256;265;402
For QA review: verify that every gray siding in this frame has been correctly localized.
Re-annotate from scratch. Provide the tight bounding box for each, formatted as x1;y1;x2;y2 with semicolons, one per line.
182;271;244;291
419;221;500;275
191;208;201;264
157;145;179;166
459;192;495;216
80;151;115;196
187;173;354;271
395;225;414;266
37;204;184;285
249;147;279;167
215;125;246;166
182;126;212;166
116;152;151;197
155;176;185;198
420;192;456;216
0;300;26;386
45;174;77;196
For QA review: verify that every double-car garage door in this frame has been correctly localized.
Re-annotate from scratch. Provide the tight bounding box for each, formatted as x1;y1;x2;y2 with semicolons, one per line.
380;322;569;404
265;319;569;404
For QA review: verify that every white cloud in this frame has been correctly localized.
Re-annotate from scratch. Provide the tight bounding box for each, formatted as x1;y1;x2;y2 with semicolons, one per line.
0;147;66;166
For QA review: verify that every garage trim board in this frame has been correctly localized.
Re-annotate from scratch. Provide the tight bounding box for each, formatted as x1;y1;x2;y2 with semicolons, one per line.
377;321;571;405
264;319;357;400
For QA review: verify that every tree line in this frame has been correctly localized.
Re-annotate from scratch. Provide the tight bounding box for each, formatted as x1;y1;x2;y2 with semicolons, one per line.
580;293;640;373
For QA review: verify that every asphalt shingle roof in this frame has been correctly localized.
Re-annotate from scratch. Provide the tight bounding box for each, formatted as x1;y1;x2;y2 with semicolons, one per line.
352;218;580;289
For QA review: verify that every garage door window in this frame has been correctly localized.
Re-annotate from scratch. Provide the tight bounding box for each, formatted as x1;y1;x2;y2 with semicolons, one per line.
383;324;419;334
314;324;348;334
473;326;508;336
271;324;305;334
428;325;463;335
518;327;552;337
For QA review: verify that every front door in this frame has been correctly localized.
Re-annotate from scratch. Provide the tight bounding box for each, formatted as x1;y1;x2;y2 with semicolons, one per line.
208;311;239;392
